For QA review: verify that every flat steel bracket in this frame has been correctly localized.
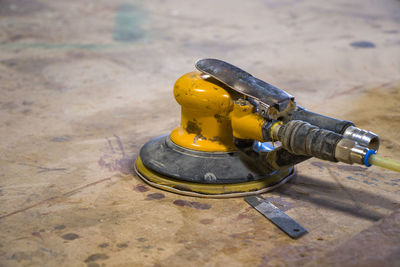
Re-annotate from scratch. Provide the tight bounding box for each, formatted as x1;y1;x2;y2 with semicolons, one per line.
245;196;308;238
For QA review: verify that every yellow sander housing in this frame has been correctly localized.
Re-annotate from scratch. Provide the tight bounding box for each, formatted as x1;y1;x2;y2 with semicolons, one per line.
135;59;382;198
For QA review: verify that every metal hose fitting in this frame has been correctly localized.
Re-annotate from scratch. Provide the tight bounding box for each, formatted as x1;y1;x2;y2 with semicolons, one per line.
334;139;370;165
272;120;373;166
342;126;380;151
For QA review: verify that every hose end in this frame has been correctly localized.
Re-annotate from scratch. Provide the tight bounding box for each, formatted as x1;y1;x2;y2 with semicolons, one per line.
343;126;380;151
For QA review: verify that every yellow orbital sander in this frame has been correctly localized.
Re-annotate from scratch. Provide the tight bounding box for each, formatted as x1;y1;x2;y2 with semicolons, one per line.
135;59;400;198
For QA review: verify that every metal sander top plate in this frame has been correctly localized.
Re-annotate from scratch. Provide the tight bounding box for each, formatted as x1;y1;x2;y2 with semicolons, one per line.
195;58;294;111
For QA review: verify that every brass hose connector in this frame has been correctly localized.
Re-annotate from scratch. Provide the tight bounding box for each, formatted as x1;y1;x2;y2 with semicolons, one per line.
334;139;370;165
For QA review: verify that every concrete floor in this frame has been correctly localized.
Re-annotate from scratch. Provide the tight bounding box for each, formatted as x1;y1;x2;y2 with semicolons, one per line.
0;0;400;266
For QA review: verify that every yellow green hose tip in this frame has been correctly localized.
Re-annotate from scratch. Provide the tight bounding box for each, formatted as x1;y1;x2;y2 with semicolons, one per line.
368;153;400;173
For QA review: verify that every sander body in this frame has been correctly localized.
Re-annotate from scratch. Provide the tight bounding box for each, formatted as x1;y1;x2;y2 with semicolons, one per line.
135;59;380;197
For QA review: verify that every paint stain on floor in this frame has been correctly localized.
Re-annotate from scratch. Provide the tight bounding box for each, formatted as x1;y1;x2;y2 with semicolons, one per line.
113;3;146;42
61;233;80;240
84;253;109;263
350;41;376;48
173;199;211;210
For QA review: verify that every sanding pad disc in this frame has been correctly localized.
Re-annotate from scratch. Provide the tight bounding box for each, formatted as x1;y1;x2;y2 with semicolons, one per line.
134;135;294;198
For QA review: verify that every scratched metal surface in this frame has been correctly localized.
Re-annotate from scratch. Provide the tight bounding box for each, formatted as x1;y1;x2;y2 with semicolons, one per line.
0;0;400;266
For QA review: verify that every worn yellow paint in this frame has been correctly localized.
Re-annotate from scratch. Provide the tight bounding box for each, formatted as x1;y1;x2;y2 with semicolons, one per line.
170;71;265;152
230;102;265;141
170;71;236;152
135;156;291;196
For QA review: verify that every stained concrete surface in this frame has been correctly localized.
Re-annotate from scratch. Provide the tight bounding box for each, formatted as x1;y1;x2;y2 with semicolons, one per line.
0;0;400;266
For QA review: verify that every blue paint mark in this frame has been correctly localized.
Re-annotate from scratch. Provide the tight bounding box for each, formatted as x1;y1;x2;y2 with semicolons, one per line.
392;179;400;182
350;41;376;48
113;4;145;42
346;176;359;181
354;173;366;177
362;180;376;185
